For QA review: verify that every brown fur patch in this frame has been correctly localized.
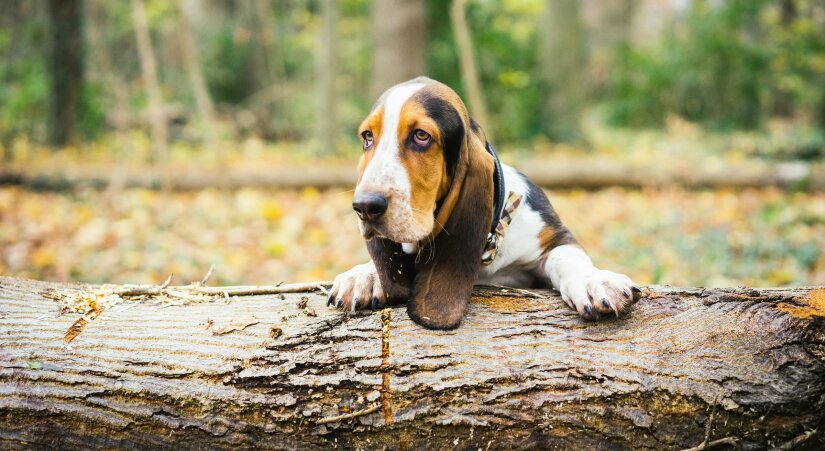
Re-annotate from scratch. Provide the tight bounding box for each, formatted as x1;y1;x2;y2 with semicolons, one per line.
357;105;384;183
396;100;445;232
538;227;556;252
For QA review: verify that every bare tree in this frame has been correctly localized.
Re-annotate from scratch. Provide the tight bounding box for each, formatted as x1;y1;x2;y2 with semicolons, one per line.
86;0;131;131
537;0;587;141
586;0;637;92
450;0;492;139
178;1;216;125
131;0;168;164
316;0;337;154
371;0;427;96
47;0;84;147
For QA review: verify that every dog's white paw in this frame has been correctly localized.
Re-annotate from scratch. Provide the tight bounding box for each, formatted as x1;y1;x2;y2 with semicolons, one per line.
328;262;386;311
558;269;640;320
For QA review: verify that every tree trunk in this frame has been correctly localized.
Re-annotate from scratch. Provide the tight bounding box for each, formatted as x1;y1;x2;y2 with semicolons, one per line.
131;0;168;165
537;0;586;142
315;0;337;155
371;0;427;96
86;0;131;131
1;276;823;450
47;0;84;147
450;0;492;140
178;2;216;125
586;0;638;93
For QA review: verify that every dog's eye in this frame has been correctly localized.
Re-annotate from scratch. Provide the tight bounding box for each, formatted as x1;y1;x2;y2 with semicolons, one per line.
361;131;374;150
413;129;431;147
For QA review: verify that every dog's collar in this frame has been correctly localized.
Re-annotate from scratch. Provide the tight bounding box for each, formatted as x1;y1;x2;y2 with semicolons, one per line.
481;142;522;265
487;142;506;236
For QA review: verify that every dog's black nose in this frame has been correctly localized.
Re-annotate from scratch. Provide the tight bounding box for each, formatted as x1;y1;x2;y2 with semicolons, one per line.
353;193;388;221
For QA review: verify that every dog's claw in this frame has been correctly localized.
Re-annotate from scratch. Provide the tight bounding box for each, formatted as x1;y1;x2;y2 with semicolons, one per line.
583;304;598;320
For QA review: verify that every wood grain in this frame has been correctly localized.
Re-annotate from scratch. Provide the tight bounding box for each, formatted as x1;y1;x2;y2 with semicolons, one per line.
1;277;823;450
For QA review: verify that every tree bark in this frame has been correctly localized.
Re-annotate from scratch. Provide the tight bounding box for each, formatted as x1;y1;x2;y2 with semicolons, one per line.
1;276;823;450
47;0;84;147
371;0;427;96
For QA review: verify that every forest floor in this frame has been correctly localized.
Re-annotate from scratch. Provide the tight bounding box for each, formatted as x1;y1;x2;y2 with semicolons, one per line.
2;122;824;288
2;184;823;288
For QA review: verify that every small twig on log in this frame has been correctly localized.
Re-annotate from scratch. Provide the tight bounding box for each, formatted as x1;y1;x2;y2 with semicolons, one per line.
110;280;333;301
316;404;381;425
160;273;173;289
773;429;817;450
484;284;543;299
195;282;334;297
165;288;207;302
114;273;173;297
681;399;739;451
200;264;216;286
681;437;739;451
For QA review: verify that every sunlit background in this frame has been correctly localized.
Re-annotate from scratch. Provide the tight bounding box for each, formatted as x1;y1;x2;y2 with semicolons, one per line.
1;0;824;287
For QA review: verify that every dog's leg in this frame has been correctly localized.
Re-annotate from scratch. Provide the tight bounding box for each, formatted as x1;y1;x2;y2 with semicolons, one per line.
328;261;385;311
542;244;640;320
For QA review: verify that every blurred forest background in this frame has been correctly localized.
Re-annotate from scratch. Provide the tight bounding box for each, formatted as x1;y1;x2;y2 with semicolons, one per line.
1;0;824;288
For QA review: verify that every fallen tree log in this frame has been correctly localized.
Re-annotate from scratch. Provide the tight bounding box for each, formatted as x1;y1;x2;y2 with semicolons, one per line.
1;159;823;191
1;276;823;450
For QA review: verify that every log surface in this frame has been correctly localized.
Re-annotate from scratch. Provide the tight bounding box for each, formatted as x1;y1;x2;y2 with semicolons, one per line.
0;276;824;450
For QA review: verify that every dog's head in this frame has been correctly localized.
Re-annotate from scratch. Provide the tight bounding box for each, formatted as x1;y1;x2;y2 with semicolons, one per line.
354;77;495;329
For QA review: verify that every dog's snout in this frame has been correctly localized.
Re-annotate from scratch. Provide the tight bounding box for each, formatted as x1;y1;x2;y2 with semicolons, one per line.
353;192;388;222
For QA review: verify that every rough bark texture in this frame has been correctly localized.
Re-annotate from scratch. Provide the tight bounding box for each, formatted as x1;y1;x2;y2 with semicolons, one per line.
1;276;824;450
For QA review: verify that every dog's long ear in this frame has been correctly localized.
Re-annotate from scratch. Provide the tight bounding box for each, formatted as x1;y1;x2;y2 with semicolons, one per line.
366;237;415;306
407;125;494;329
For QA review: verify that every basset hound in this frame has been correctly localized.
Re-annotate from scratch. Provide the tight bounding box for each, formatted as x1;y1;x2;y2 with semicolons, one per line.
329;77;640;329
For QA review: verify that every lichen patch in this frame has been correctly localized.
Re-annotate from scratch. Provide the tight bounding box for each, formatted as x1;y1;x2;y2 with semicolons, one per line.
778;288;825;319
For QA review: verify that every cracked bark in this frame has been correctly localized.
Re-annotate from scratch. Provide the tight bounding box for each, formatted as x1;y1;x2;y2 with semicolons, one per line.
0;276;823;450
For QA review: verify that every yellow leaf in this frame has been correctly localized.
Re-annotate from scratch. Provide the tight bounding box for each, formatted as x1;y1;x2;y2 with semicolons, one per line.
31;247;56;269
261;201;284;222
264;240;286;257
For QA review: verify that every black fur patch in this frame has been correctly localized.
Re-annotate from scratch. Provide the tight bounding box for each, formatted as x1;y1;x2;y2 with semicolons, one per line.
522;173;578;249
414;91;464;177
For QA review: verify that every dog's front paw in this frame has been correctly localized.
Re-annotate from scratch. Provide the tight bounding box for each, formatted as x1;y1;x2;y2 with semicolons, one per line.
558;269;640;320
328;262;386;311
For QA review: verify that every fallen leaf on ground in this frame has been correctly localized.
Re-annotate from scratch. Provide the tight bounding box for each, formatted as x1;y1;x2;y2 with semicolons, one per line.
212;316;260;335
64;317;89;343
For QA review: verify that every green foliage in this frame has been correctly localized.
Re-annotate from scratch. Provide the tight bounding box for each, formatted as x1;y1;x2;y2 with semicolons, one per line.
427;0;544;143
1;0;824;149
606;0;825;131
0;3;106;143
0;13;49;142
